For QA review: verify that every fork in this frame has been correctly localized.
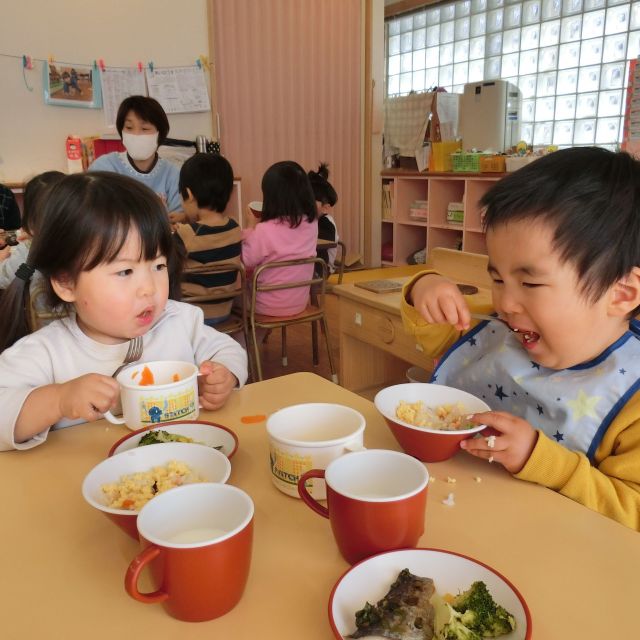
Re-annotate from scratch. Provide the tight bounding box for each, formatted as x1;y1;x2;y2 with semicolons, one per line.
111;336;144;378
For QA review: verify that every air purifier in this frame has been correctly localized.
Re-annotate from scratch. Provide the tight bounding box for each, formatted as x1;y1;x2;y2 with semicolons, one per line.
459;80;521;152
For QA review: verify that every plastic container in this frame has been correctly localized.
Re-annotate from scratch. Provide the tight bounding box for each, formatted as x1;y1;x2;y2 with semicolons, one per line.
430;141;461;172
480;155;506;172
505;156;538;172
66;136;84;174
451;152;483;173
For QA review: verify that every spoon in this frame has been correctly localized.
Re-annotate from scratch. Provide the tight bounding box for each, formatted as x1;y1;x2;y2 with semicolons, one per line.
470;313;516;331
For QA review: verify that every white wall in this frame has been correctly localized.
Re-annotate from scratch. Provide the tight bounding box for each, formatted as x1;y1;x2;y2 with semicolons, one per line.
0;0;212;182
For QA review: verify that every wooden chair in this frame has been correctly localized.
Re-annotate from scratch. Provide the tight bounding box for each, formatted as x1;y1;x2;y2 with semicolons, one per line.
249;257;338;383
181;262;255;381
317;238;346;289
26;275;67;332
425;247;491;289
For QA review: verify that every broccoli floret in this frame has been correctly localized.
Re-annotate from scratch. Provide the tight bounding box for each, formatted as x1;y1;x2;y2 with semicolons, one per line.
432;593;482;640
137;430;193;446
451;582;516;637
442;614;483;640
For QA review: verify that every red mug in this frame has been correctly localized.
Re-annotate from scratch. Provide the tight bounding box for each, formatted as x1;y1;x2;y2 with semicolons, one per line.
298;449;429;564
125;483;254;622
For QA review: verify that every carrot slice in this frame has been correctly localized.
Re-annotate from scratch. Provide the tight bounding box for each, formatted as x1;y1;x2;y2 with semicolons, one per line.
139;366;155;386
240;414;266;424
172;373;180;382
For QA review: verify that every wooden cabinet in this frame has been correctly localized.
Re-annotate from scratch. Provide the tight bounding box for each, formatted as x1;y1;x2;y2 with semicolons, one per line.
380;170;505;265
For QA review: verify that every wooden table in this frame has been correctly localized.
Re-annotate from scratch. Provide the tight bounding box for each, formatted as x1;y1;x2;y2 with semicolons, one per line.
333;248;493;393
1;372;637;639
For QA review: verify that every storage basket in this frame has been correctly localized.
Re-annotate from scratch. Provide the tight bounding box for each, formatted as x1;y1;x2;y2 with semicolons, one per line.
430;141;461;172
451;152;483;173
505;156;538;172
479;155;506;173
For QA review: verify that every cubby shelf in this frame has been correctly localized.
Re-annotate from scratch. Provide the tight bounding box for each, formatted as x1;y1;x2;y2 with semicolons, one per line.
380;170;505;265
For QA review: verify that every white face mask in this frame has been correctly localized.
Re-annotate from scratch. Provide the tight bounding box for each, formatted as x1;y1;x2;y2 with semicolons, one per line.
122;132;159;161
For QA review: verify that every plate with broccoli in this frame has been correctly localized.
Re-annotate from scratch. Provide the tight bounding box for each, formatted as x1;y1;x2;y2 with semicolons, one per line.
108;420;238;459
329;548;530;640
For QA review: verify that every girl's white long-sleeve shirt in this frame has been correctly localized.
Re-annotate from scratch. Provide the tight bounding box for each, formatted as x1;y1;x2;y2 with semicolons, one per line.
0;299;248;451
0;239;29;289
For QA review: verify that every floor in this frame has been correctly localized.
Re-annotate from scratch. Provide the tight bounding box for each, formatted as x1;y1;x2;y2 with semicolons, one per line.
254;293;341;385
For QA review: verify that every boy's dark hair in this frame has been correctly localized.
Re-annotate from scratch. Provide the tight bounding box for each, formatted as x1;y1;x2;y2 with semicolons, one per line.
308;163;338;206
0;172;178;352
21;171;65;236
179;153;234;213
481;147;640;303
261;161;316;228
116;95;170;144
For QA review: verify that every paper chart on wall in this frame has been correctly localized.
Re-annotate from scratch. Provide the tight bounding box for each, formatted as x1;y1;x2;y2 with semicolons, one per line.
145;67;210;114
101;68;148;130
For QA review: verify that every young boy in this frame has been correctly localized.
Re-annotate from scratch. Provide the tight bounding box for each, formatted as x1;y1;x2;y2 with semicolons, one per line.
174;153;242;326
403;147;640;531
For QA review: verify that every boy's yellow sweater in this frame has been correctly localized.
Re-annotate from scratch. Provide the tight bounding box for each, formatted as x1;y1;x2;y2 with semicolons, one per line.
401;273;640;532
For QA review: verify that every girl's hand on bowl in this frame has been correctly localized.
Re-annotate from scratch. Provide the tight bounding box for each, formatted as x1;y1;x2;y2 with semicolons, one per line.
461;411;539;474
198;361;237;410
57;373;120;422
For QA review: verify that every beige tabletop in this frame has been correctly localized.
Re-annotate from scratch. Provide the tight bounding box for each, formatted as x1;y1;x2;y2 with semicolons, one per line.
1;372;637;639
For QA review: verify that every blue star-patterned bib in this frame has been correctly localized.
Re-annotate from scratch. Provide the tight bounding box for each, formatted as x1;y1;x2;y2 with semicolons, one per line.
432;320;640;460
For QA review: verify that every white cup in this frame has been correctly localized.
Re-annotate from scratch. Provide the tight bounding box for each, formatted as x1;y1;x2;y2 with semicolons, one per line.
266;403;366;499
104;360;199;430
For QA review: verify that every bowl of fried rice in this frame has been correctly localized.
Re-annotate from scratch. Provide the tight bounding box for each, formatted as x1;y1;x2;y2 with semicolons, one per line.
82;442;231;539
374;383;491;462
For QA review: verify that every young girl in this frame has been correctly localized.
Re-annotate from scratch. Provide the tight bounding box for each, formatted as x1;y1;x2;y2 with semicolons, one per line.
242;161;318;316
89;95;182;213
0;172;247;452
308;163;339;274
0;171;65;290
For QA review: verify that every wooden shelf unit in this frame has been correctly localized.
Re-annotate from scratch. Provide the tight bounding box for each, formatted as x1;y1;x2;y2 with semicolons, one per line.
380;170;505;264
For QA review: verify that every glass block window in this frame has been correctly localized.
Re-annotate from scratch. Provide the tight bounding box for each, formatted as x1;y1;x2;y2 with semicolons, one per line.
386;0;640;147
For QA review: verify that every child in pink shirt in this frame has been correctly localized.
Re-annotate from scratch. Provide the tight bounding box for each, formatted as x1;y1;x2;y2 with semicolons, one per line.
242;161;318;316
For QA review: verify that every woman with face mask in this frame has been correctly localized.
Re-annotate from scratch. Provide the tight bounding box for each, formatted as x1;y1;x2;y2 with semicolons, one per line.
89;96;182;213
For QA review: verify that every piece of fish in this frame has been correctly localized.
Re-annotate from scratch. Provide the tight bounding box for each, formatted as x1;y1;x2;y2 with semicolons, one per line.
348;568;435;640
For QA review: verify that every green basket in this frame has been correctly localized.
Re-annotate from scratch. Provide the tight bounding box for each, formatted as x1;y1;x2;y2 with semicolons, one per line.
451;152;483;173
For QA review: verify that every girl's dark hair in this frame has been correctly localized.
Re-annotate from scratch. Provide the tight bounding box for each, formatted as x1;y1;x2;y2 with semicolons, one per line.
116;95;170;144
308;162;338;207
260;161;316;227
0;172;178;352
179;153;234;213
21;171;65;236
481;147;640;304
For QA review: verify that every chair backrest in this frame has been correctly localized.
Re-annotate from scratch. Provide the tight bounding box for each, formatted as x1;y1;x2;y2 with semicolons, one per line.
26;275;68;332
251;257;327;316
181;262;248;332
425;247;491;289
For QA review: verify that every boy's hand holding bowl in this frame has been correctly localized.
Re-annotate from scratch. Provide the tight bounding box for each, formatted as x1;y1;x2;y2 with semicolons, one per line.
374;383;491;462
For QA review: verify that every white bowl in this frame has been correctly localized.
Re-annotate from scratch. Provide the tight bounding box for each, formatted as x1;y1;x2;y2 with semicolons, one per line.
108;420;239;458
82;442;231;539
248;200;263;217
329;548;531;639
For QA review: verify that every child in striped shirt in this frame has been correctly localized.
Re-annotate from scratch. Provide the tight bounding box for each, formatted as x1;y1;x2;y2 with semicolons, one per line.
174;153;242;325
